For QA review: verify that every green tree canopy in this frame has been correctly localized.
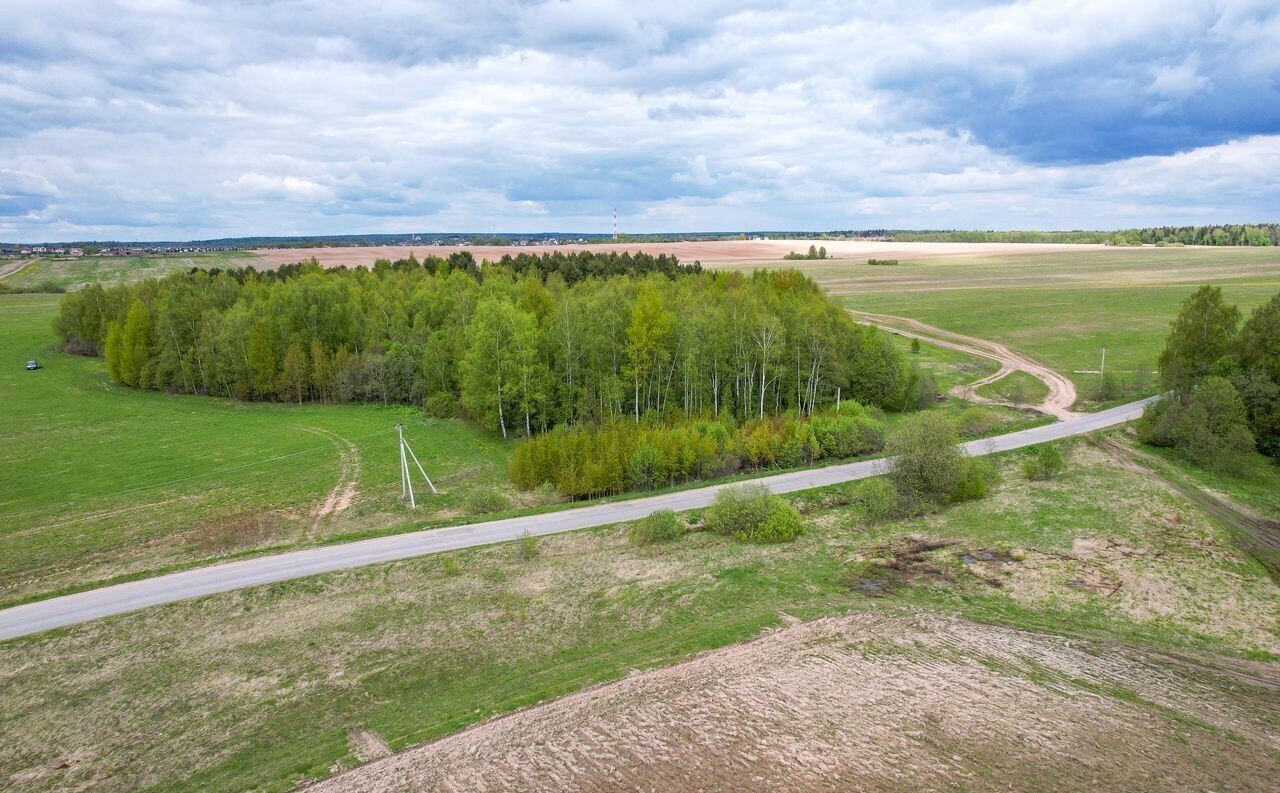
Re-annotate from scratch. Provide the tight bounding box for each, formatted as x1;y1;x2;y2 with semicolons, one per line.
1158;285;1241;393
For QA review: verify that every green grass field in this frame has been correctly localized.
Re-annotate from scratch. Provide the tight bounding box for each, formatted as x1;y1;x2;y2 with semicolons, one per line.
2;437;1276;792
1;251;257;291
975;369;1050;404
0;294;518;604
0;293;1034;605
721;246;1280;398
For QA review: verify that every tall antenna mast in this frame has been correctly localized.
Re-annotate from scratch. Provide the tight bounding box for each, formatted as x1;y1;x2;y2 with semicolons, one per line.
396;423;438;509
612;207;617;241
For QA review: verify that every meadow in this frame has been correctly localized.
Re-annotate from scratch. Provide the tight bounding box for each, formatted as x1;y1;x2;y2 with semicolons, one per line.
2;436;1277;792
2;251;256;291
0;294;519;605
719;245;1280;400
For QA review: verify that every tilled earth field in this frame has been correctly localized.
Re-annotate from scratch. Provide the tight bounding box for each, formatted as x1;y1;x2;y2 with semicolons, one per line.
309;611;1280;793
244;241;1097;269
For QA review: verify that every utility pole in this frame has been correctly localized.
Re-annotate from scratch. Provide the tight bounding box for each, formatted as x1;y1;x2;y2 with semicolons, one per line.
396;424;438;509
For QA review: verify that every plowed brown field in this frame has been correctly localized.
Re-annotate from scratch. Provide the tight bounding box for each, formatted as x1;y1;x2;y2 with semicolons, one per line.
308;611;1280;793
246;241;1102;269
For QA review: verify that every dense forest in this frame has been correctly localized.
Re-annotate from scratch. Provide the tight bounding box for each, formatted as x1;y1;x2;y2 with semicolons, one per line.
55;252;915;440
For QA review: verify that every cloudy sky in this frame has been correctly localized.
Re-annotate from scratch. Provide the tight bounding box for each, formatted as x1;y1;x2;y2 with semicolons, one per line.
2;0;1279;241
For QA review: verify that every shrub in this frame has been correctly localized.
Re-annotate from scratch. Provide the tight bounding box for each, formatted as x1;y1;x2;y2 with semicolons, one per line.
910;337;921;354
625;445;660;490
855;478;898;523
703;483;802;543
949;458;997;502
1140;377;1256;474
1022;444;1067;480
628;509;685;546
424;391;458;418
510;410;885;498
905;366;939;409
955;406;1000;437
465;487;511;514
886;413;971;511
440;556;462;576
516;530;539;561
867;258;900;266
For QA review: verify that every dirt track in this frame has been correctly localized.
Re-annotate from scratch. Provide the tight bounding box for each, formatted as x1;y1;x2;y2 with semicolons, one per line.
300;428;361;538
307;611;1280;793
0;259;36;280
851;310;1079;418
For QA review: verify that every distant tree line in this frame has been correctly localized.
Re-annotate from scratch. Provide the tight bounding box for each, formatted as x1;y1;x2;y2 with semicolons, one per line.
891;230;1112;244
1141;286;1280;472
891;225;1278;246
55;255;919;443
1105;224;1278;247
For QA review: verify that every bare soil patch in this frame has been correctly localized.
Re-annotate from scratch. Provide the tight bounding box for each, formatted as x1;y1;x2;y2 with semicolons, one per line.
306;611;1280;793
346;729;391;764
301;428;362;537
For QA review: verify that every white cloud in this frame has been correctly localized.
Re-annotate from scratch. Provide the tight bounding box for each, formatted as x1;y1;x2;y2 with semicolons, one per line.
1147;57;1211;100
0;0;1276;240
222;173;336;203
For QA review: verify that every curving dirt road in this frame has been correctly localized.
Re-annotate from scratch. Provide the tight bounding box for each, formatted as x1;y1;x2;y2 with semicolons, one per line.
851;310;1079;419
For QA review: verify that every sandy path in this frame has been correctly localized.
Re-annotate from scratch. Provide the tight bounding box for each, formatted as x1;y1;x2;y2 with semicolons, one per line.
852;310;1079;419
0;259;36;280
300;428;361;537
305;611;1280;793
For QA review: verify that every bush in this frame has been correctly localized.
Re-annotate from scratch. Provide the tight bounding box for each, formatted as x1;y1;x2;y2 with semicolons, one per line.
886;413;989;510
465;487;511;514
516;530;539;561
1140;377;1256;474
955;406;1000;437
949;458;998;502
511;410;885;498
628;509;685;546
424;391;458;418
625;445;660;490
855;478;898;522
1022;444;1067;480
703;484;802;543
867;258;900;265
904;366;939;410
440;556;462;576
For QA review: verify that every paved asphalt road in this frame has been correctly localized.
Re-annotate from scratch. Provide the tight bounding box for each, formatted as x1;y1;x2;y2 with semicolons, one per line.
0;397;1156;641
